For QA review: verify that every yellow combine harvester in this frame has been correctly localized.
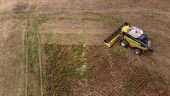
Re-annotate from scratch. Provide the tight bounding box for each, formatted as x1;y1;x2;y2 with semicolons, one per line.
104;22;153;55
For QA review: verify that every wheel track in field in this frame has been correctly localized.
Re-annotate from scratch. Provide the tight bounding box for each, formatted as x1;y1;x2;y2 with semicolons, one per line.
37;27;43;96
24;18;28;96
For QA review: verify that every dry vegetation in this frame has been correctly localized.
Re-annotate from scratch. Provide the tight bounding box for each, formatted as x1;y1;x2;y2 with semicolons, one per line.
0;0;170;96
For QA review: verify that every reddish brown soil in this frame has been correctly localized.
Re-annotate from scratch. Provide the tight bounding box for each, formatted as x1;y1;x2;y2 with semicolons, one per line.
85;45;169;96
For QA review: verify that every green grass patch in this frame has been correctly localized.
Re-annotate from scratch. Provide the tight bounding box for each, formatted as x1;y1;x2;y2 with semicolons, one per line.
83;12;104;17
33;14;49;26
124;81;136;96
25;13;49;73
13;12;29;20
115;48;126;57
58;17;73;21
82;18;104;22
71;42;84;55
24;12;50;96
0;12;15;21
44;43;93;96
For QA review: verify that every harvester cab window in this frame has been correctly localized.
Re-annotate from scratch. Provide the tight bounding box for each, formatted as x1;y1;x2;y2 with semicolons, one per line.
127;26;143;38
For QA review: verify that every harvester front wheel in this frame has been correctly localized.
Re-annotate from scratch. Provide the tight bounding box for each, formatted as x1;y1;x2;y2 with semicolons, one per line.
120;39;129;47
134;49;141;55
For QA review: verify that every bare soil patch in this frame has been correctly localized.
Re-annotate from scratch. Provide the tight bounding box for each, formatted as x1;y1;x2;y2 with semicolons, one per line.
0;15;25;95
13;2;29;12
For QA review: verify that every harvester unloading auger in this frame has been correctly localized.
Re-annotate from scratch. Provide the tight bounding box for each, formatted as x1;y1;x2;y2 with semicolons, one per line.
104;22;153;55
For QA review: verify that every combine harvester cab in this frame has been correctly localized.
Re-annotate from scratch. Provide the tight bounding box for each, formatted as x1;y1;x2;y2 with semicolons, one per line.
104;22;130;47
104;22;153;55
